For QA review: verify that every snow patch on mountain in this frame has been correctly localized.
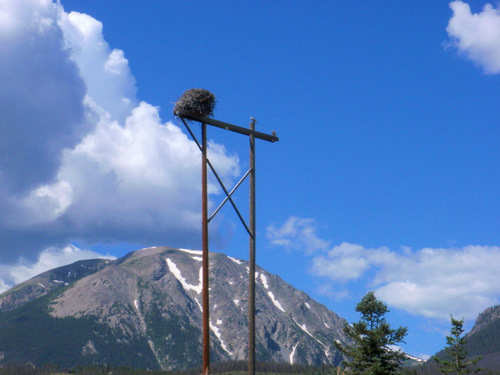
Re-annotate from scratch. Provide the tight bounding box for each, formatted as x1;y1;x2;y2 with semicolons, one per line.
290;341;300;364
165;258;202;294
292;318;329;354
194;298;202;312
179;249;202;256
260;273;269;289
293;318;313;338
405;353;425;363
228;256;243;265
268;291;285;312
210;321;233;355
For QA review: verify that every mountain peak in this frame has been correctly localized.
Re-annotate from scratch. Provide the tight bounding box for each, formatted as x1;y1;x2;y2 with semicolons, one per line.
0;247;349;370
469;304;500;337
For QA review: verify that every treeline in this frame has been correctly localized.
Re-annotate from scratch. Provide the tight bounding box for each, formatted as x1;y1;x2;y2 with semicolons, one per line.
399;364;500;375
0;363;167;375
3;359;500;375
0;361;339;375
4;361;500;375
204;360;337;374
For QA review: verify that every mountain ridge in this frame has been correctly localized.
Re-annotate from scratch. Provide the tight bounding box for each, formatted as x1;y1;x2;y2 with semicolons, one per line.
0;247;349;370
0;258;111;312
465;304;500;369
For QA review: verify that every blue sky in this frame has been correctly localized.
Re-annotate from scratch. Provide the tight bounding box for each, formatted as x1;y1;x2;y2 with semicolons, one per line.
0;0;499;360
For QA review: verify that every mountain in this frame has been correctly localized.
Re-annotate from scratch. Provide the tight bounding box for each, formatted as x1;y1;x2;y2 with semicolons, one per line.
465;304;500;370
422;305;500;374
0;247;349;371
0;258;110;312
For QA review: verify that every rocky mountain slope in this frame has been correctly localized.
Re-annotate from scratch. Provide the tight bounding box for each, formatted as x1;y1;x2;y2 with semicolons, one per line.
0;247;349;370
0;258;111;312
423;304;500;373
465;304;500;370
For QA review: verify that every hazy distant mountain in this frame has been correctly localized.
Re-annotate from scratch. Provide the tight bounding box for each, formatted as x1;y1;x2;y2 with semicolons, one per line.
0;247;350;371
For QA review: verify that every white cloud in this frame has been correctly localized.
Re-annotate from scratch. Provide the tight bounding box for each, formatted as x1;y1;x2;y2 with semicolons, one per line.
266;216;330;254
0;0;88;194
374;245;500;320
25;100;239;245
0;0;55;36
0;0;241;264
447;1;500;73
316;243;500;320
0;245;115;293
311;242;397;282
58;9;137;122
269;218;500;321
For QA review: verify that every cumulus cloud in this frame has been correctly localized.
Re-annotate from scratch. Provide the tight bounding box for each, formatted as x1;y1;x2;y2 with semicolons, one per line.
266;216;330;254
310;242;397;283
0;0;240;267
374;246;500;320
58;9;137;122
0;0;88;194
447;1;500;73
269;217;500;321
325;244;500;320
23;101;239;246
0;244;115;293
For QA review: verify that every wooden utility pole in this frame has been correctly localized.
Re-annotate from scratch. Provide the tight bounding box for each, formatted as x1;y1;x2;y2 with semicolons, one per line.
248;119;256;375
201;122;210;375
178;114;278;375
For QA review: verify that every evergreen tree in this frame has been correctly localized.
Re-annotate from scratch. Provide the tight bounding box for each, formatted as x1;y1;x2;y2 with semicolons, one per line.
434;315;481;374
335;291;408;375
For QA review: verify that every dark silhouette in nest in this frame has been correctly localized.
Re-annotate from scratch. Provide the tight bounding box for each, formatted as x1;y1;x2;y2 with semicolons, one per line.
173;88;216;118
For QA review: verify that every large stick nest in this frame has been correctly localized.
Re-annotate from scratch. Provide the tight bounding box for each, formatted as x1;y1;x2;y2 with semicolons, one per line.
173;88;216;118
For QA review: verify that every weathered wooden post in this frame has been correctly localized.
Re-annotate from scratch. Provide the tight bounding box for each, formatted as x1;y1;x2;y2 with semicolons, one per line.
174;89;278;375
